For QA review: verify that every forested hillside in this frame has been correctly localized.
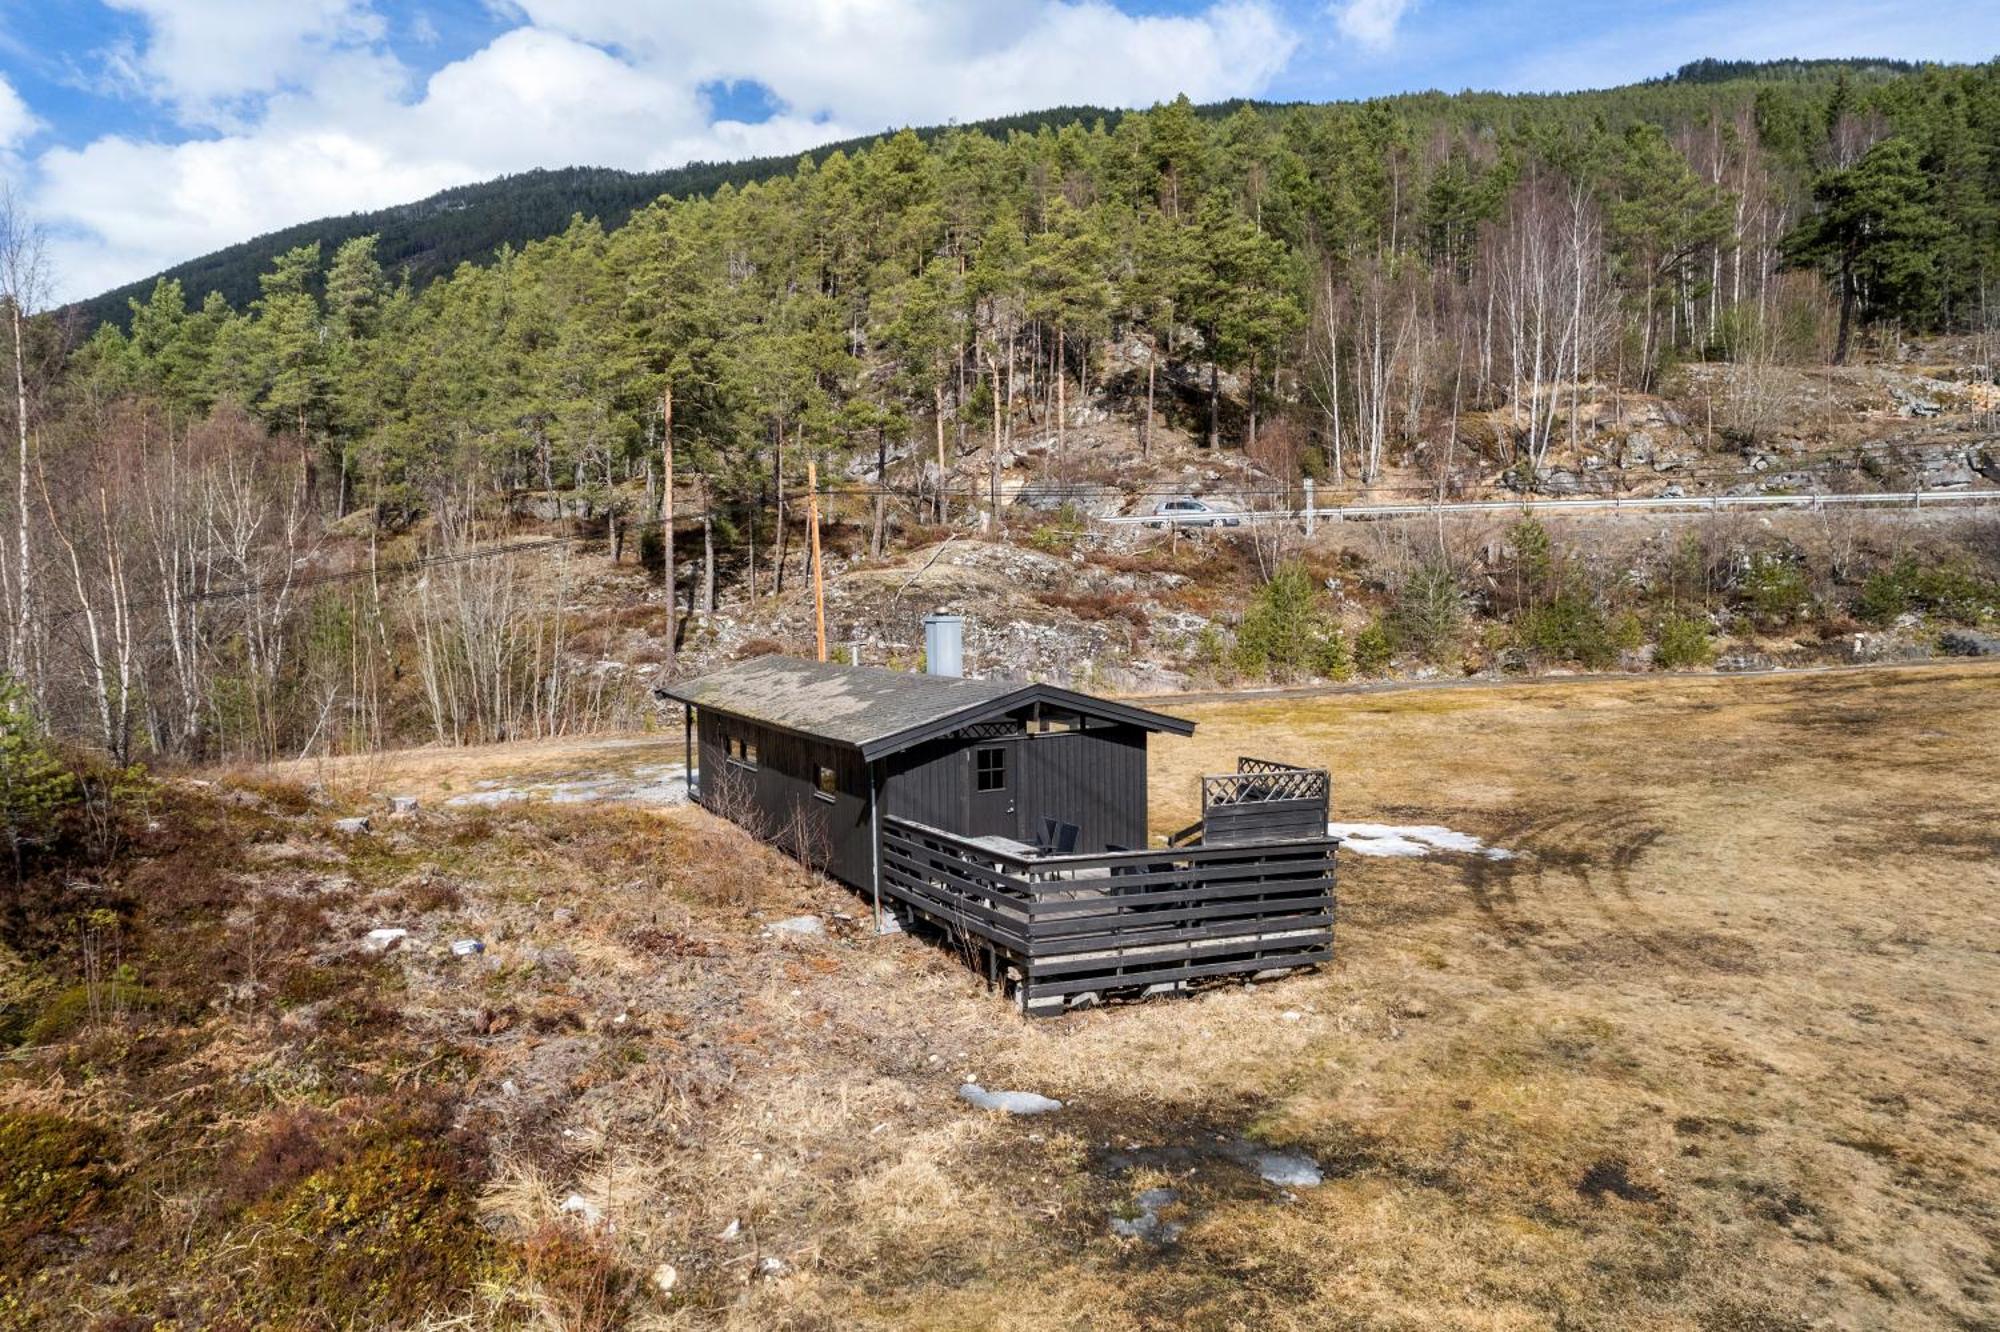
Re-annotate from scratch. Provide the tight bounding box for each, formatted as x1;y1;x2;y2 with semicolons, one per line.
68;103;1198;331
5;59;1998;765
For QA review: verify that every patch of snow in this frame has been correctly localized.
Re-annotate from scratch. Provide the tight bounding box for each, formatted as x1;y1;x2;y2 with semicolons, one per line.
558;1194;604;1225
361;927;408;953
1110;1186;1183;1244
767;915;824;937
958;1083;1063;1115
1328;821;1514;860
1253;1149;1323;1189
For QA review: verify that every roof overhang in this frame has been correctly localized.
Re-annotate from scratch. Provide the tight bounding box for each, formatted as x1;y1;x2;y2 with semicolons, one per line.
855;682;1194;761
659;671;1194;762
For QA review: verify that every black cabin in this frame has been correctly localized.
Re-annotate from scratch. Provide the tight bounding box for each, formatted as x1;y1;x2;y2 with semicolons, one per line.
661;655;1192;882
661;655;1337;1014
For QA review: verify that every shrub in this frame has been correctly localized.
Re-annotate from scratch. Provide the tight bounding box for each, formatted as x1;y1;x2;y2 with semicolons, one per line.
1025;505;1088;555
1353;619;1394;675
508;1221;637;1332
1233;563;1349;681
0;679;75;879
1738;552;1812;627
1515;585;1621;668
1858;557;2000;626
1388;563;1468;666
1192;624;1230;676
1857;563;1913;625
1504;516;1555;608
1654;615;1717;669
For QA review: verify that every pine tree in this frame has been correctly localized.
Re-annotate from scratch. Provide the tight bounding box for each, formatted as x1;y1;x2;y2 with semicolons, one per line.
1783;137;1950;361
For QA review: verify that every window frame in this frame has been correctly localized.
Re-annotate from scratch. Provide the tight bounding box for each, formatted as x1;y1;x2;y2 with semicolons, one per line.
974;745;1007;793
726;735;758;769
814;763;838;802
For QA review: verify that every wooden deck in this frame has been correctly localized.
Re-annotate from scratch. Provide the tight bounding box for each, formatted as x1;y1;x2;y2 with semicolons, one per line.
878;807;1337;1015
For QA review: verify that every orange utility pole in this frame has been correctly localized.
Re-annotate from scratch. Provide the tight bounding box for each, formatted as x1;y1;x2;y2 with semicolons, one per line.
806;459;827;662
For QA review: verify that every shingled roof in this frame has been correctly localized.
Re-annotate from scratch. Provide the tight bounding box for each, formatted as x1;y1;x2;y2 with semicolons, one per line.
655;655;1193;760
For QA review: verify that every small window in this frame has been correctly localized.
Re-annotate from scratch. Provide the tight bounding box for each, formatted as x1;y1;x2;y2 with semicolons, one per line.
744;741;758;766
975;747;1007;792
726;736;757;768
726;737;743;760
815;764;838;801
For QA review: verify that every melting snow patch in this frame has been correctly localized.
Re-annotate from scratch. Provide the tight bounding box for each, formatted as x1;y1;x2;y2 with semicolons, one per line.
1253;1150;1324;1189
1111;1187;1183;1244
1328;822;1513;860
958;1083;1063;1115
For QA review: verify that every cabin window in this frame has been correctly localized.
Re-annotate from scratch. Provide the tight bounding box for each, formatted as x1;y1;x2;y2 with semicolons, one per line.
815;764;838;800
726;737;742;760
975;746;1007;792
726;736;757;768
743;741;759;766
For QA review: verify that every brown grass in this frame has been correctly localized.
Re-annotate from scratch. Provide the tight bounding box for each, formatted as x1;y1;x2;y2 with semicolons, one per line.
11;662;1998;1329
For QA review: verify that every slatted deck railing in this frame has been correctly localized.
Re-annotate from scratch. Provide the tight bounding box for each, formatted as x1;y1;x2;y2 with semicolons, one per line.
878;815;1336;1015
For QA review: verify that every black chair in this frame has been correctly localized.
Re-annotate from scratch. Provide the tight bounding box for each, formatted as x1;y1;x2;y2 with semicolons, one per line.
1052;821;1080;854
1034;816;1059;852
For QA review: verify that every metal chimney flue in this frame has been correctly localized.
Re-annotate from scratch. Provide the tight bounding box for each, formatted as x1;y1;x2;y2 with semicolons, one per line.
923;613;964;678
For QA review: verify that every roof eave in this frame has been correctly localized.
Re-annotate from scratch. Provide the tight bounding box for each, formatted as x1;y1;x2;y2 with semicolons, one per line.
856;682;1194;760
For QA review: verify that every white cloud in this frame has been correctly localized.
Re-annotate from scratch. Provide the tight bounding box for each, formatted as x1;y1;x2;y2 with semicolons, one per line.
98;0;390;124
32;0;1298;302
1330;0;1413;50
510;0;1296;124
0;74;40;153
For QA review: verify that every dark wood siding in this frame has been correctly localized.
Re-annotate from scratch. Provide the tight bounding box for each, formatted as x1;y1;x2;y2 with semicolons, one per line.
1201;798;1327;846
1013;723;1148;851
695;711;872;889
882;735;969;831
880;719;1148;852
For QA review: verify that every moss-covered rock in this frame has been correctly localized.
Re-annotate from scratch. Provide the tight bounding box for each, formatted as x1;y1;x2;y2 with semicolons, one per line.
20;981;165;1046
0;1112;116;1282
241;1137;491;1328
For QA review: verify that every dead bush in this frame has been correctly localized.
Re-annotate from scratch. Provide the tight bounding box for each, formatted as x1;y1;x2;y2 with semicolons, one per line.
1035;589;1150;628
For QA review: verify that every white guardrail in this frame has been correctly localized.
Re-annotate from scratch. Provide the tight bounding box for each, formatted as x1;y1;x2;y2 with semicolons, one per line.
1099;490;2000;527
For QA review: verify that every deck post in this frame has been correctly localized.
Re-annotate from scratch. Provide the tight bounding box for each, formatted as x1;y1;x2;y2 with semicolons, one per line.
683;706;694;804
868;759;885;933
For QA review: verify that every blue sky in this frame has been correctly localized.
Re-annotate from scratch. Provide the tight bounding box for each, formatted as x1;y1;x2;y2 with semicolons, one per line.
0;1;1992;302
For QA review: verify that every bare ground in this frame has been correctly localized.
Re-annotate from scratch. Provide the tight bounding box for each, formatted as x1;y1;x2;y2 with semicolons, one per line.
9;663;1998;1329
349;664;2000;1326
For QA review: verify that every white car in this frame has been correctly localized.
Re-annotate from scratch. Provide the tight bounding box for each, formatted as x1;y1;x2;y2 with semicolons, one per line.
1147;497;1242;528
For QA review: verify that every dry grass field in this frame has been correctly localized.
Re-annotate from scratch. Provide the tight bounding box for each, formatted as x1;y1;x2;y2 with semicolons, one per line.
8;663;1998;1330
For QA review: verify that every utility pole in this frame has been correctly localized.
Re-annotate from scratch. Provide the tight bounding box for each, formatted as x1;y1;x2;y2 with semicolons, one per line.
806;459;827;662
661;384;676;672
